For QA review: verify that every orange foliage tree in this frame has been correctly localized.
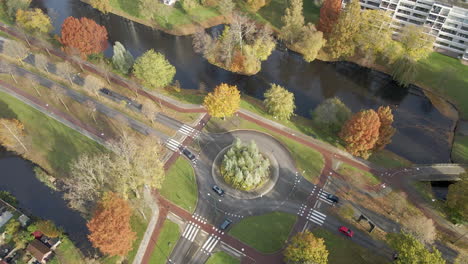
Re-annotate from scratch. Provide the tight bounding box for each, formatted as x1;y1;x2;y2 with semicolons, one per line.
317;0;342;37
87;192;136;256
339;109;381;159
59;17;108;57
374;106;396;150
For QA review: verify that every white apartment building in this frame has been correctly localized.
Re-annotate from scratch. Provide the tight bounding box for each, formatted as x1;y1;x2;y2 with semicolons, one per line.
350;0;468;60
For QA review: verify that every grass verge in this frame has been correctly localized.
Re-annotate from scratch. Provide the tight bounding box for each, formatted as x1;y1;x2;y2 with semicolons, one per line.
49;236;84;264
452;133;468;164
368;150;412;168
149;220;180;264
312;227;387;264
337;163;380;187
229;211;296;254
206;252;240;264
160;157;198;213
257;0;320;29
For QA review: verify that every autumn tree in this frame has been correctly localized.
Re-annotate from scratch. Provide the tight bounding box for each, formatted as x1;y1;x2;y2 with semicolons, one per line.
296;25;326;62
326;0;361;59
355;10;393;63
133;49;176;89
446;174;468;224
0;119;28;153
3;40;29;65
284;231;328;264
193;30;214;56
16;9;52;34
112;41;134;74
203;83;240;119
4;0;31;19
388;233;445;264
34;54;50;73
317;0;342;37
51;86;70;112
218;0;235;17
59;17;108;57
312;97;351;133
403;215;436;245
83;75;104;96
90;0;111;14
36;220;62;238
263;84;295;120
339;109;380;159
141;98;159;123
280;0;305;45
87;192;136;256
374;106;396;150
56;61;76;85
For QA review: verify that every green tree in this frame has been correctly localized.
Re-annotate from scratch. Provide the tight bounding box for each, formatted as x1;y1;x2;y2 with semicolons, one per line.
388;233;445;264
15;8;52;34
312;97;351;133
5;220;21;238
0;191;18;207
446;174;468;223
90;0;111;13
4;0;31;19
391;56;418;87
280;0;305;45
133;49;176;89
263;84;295;120
326;0;361;59
13;230;34;249
112;41;134;74
36;220;62;238
293;24;326;62
399;25;434;62
221;138;270;190
139;0;159;20
182;0;199;12
356;10;393;62
284;231;328;264
203;83;240;119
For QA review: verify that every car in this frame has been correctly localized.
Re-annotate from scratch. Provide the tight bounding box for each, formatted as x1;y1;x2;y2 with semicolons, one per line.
339;226;354;237
212;185;225;196
220;219;233;230
179;147;196;161
326;194;339;204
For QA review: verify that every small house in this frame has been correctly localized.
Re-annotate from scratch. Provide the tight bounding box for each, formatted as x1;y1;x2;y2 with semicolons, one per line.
26;239;52;264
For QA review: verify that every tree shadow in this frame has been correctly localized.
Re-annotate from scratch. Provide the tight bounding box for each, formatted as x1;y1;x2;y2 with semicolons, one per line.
0;99;18;119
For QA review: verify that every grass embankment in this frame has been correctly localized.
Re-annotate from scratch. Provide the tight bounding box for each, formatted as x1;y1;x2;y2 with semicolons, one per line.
368;149;412;168
452;133;468;164
206;252;240;264
149;220;180;264
337;163;380;188
229;211;296;254
160;157;198;213
0;90;104;174
312;228;387;264
256;0;320;29
49;237;83;264
205;116;325;183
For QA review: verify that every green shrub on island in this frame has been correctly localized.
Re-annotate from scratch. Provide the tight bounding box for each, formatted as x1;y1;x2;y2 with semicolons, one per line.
220;138;270;191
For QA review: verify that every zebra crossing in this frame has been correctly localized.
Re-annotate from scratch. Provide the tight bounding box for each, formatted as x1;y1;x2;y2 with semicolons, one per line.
181;222;200;242
201;234;220;255
317;190;334;206
306;209;327;226
165;138;182;152
178;124;201;139
297;204;307;217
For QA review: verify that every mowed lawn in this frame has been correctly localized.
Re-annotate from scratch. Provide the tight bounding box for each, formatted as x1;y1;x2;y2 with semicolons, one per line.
257;0;321;29
452;133;468;164
0;91;103;175
206;252;240;264
312;228;387;264
149;220;180;264
337;163;380;188
229;211;296;254
160;157;198;213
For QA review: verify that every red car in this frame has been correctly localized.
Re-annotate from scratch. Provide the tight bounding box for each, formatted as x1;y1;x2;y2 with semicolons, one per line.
339;226;354;237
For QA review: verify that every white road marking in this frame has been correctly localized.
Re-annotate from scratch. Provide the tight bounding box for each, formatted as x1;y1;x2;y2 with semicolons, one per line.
307;210;327;226
182;222;200;242
201;234;220;254
165;138;181;152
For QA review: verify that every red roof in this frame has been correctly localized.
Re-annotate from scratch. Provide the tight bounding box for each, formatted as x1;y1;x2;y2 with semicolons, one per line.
32;230;43;239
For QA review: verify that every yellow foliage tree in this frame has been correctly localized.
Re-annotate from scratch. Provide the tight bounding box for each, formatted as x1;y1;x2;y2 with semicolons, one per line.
90;0;111;14
203;83;240;119
0;118;28;153
16;9;52;34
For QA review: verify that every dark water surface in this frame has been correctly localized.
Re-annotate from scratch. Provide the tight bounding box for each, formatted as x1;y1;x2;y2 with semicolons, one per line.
0;151;91;252
32;0;455;163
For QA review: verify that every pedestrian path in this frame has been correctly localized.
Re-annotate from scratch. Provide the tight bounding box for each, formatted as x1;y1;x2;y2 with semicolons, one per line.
201;234;221;255
178;124;201;139
317;190;334;206
182;222;200;242
307;210;327;226
165;138;182;152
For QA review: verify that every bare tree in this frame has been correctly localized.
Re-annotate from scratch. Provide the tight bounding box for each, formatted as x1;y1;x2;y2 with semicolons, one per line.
51;86;70;112
230;13;257;52
56;61;76;85
0;118;28;153
192;31;213;56
34;54;50;73
83;75;104;97
3;40;29;65
85;100;98;124
141;98;159;123
403;215;436;245
30;79;42;97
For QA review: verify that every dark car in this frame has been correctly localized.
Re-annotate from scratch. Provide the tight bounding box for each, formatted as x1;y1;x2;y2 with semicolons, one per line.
212;185;225;196
326;194;340;204
220;219;233;230
179;147;196;161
